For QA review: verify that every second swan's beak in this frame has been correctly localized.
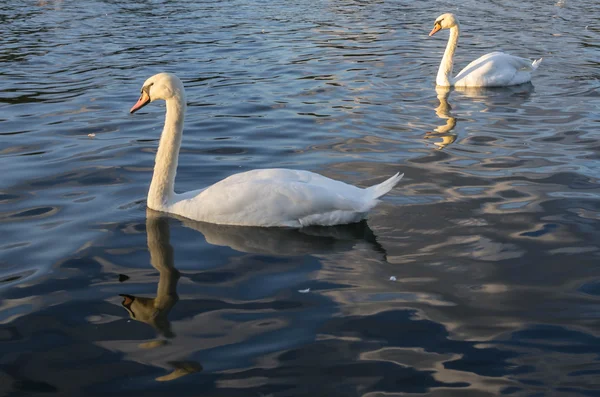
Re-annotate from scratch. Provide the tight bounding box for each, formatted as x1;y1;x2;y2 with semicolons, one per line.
130;91;150;114
429;25;441;37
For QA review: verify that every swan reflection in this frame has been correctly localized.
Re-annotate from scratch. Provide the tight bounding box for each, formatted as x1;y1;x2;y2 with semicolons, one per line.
424;86;457;150
454;83;534;105
175;213;386;257
118;209;387;380
120;214;178;339
119;209;202;381
425;84;535;150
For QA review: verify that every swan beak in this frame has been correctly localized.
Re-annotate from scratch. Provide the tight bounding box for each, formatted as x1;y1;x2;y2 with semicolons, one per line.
130;92;150;114
429;25;441;36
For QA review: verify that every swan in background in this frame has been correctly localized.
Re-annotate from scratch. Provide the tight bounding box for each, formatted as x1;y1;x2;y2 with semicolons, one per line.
424;86;457;150
429;13;542;87
130;73;403;227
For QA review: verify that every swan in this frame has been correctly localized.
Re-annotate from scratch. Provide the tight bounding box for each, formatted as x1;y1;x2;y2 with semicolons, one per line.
129;72;403;228
429;13;542;87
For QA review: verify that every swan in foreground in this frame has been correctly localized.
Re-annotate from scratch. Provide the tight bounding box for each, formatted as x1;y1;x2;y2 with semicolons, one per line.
130;73;403;227
429;13;542;87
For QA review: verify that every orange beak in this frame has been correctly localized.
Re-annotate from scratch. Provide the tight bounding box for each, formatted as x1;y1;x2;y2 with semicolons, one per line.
429;25;441;37
130;91;150;114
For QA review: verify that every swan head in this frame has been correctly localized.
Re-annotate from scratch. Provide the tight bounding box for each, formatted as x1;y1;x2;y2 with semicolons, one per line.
429;13;459;36
130;72;185;114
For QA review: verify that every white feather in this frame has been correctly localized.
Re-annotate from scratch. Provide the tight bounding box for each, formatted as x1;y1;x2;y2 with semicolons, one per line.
430;13;542;87
131;73;403;228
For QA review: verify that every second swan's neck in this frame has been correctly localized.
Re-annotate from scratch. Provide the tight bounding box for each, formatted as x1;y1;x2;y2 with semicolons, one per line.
436;25;460;87
148;95;186;210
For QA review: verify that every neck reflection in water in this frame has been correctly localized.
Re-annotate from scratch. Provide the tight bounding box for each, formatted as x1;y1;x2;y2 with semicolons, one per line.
424;84;535;150
424;86;457;150
119;209;202;382
118;209;387;381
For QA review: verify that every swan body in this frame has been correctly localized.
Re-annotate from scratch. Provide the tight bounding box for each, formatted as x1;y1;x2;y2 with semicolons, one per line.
429;13;542;87
130;73;403;228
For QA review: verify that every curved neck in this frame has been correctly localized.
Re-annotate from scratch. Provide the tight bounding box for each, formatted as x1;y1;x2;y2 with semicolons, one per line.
148;95;186;210
436;25;459;86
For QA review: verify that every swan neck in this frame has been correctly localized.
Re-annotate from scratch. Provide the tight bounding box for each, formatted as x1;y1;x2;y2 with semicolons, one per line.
437;25;459;86
148;95;186;210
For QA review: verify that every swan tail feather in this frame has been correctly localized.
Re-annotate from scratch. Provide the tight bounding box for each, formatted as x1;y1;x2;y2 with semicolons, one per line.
366;172;404;200
531;58;543;71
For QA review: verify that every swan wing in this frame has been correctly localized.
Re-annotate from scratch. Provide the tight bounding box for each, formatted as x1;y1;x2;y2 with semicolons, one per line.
454;52;537;87
169;169;385;227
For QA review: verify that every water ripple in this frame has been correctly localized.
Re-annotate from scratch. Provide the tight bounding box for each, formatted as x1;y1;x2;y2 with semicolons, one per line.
1;0;600;395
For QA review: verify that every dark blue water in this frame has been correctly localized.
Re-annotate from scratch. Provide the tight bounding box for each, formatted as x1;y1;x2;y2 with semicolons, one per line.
2;0;600;395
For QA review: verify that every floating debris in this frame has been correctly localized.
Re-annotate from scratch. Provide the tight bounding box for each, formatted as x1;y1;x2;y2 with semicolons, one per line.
87;133;96;138
389;276;397;281
298;288;310;293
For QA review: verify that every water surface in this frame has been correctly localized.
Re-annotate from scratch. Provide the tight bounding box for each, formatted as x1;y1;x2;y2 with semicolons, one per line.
2;0;600;395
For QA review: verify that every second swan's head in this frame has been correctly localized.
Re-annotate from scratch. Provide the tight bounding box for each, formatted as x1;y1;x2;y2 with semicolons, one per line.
429;13;459;37
130;72;185;114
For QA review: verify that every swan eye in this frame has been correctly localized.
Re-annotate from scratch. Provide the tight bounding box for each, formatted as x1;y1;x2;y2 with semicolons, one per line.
141;82;154;95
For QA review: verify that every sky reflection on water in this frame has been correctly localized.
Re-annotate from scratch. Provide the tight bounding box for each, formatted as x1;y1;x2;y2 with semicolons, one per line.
1;0;600;395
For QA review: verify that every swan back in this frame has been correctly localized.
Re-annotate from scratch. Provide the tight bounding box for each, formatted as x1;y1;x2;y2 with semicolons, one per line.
168;169;403;227
454;52;540;87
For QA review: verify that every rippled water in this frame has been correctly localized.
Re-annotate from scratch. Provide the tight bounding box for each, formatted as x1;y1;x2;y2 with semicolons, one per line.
2;0;600;395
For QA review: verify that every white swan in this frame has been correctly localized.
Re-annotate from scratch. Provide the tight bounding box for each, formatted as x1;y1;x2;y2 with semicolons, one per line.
130;73;403;228
429;13;542;87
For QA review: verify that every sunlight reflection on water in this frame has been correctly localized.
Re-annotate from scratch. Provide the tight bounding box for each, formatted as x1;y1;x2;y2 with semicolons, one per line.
1;0;600;395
